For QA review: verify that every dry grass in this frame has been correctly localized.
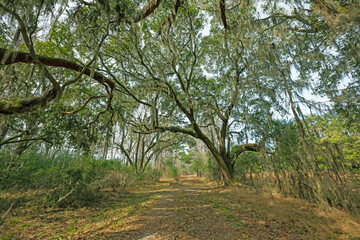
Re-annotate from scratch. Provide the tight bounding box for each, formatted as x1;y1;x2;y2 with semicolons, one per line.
212;184;360;239
0;181;169;239
243;171;360;213
1;176;359;239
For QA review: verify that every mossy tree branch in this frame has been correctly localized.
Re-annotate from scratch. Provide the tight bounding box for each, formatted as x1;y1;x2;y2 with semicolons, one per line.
0;48;115;114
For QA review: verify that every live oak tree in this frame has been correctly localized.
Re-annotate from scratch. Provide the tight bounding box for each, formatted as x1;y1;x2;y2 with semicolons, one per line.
98;0;359;184
1;0;359;186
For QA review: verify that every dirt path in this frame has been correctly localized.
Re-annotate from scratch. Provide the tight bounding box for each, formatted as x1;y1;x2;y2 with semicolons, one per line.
96;175;242;240
89;175;360;240
2;175;359;239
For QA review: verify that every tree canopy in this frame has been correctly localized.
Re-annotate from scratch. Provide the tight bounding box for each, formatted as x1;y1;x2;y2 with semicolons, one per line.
1;0;359;197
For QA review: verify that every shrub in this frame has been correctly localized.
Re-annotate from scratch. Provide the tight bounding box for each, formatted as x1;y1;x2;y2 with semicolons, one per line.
163;159;179;180
100;170;136;189
168;166;179;180
137;168;161;182
45;167;101;208
1;151;163;209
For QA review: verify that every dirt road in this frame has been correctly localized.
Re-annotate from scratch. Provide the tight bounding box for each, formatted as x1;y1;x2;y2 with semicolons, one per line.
2;175;359;239
96;175;248;239
89;175;360;240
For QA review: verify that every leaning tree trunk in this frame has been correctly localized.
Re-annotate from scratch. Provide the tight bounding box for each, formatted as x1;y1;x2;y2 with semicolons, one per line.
193;121;234;184
203;140;234;184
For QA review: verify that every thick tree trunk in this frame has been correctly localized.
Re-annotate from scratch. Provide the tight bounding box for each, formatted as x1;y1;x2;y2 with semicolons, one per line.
190;120;234;184
228;161;235;179
205;143;234;184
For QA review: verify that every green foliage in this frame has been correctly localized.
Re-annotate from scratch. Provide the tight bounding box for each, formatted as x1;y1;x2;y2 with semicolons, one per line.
271;120;303;170
204;153;222;183
191;157;206;177
164;159;179;180
0;0;359;213
234;152;262;175
306;113;360;168
178;151;193;165
0;150;162;209
136;168;161;182
45;166;101;208
168;166;179;180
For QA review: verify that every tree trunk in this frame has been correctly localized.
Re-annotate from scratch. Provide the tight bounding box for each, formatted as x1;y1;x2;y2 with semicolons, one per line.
193;124;234;184
0;115;9;142
207;147;233;185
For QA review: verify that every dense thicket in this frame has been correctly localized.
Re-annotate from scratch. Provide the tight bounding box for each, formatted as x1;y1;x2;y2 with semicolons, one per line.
0;0;359;212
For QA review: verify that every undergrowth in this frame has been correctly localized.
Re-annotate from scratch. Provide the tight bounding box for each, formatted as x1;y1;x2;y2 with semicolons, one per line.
0;152;160;211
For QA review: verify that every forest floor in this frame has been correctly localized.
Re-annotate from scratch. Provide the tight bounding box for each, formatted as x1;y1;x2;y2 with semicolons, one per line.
1;175;360;239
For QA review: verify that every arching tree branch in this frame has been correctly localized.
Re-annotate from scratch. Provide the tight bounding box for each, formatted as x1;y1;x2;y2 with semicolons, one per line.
230;143;261;165
0;48;115;114
0;137;52;147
